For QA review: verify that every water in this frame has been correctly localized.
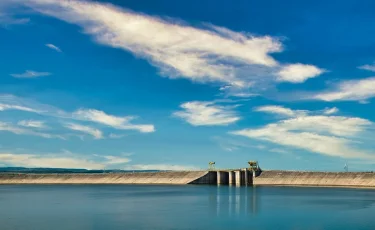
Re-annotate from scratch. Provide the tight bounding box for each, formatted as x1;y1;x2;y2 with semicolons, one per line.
1;185;375;230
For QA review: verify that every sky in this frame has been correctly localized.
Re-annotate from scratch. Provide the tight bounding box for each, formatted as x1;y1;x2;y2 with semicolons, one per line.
1;0;375;171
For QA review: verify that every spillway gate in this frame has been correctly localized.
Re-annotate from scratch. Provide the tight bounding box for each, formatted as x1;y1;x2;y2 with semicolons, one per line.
216;169;254;186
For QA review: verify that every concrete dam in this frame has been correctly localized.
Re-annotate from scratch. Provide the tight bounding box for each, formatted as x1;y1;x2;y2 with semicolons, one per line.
1;170;375;188
0;171;209;185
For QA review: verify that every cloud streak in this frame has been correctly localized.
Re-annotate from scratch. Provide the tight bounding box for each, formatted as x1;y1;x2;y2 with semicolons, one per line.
123;164;198;171
10;70;51;78
358;62;375;72
232;106;375;160
45;43;62;52
0;94;155;135
173;101;240;126
4;0;324;95
254;105;306;117
0;151;132;169
18;120;47;129
0;122;63;139
64;123;103;139
73;109;155;133
312;77;375;102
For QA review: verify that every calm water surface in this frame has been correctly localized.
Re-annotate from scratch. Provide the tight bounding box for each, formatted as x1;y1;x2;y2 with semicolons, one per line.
1;185;375;230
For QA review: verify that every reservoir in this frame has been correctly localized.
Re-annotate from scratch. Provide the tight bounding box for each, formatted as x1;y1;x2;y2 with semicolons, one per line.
1;185;375;230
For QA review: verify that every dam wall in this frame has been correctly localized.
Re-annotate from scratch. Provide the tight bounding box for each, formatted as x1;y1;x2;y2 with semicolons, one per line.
254;170;375;188
0;171;211;185
190;171;217;184
2;170;375;188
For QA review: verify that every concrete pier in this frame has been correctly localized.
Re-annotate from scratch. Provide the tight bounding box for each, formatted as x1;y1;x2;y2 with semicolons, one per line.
244;169;249;186
228;171;235;185
217;171;229;185
235;170;242;186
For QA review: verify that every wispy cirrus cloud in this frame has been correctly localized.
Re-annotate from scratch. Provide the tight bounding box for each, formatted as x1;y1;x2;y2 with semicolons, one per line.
0;121;63;139
18;120;47;129
173;101;240;126
254;105;307;117
73;109;155;133
232;106;375;160
0;2;29;26
0;152;103;169
64;123;103;139
0;150;132;169
0;13;29;26
123;164;198;171
45;43;62;52
10;70;51;78
358;62;375;72
312;77;375;102
0;103;40;113
323;107;339;115
4;0;324;96
100;155;131;165
108;133;127;139
0;94;155;136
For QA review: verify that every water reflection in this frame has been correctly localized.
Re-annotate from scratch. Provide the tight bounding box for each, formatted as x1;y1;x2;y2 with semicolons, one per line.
209;185;260;217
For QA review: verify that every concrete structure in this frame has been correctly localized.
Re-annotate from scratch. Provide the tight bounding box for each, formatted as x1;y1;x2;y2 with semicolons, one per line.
244;169;249;186
2;170;375;188
0;171;211;185
253;170;375;188
228;171;235;185
235;170;242;186
217;171;229;185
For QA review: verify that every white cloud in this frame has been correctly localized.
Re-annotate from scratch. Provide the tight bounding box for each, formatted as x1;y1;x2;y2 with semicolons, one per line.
323;107;339;115
277;63;325;83
173;101;240;126
10;70;51;78
0;153;104;169
108;133;126;139
64;123;103;139
18;0;280;84
358;62;375;72
213;136;268;152
269;148;289;154
101;155;131;165
18;120;47;129
123;164;198;171
232;106;375;160
0;14;29;26
233;127;373;159
278;116;371;137
45;43;62;52
4;0;323;94
0;122;63;139
0;94;155;134
0;3;30;26
313;77;375;102
0;151;132;169
254;105;306;117
0;103;40;113
73;109;155;133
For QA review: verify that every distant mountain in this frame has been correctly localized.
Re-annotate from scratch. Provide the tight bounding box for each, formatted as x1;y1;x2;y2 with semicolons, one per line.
0;167;161;173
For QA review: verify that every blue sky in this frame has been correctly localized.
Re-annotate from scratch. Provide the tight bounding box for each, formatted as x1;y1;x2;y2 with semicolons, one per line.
1;0;375;171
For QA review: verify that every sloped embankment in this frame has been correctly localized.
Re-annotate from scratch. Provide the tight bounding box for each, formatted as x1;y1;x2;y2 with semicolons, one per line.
0;171;210;185
254;170;375;188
